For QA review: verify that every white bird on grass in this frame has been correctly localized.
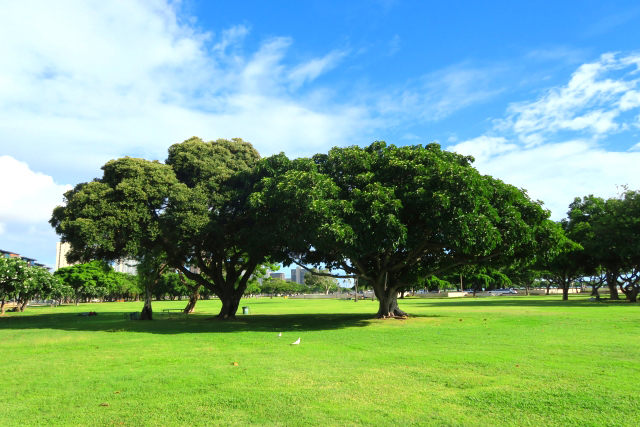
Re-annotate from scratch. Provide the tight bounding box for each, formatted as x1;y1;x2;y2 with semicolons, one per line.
277;333;282;337
291;338;300;345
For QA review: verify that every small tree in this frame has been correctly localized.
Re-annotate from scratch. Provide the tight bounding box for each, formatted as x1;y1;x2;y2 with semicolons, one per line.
54;261;113;305
0;257;28;314
304;269;338;294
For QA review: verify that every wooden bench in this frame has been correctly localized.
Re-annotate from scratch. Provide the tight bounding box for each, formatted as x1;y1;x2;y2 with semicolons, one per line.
161;309;188;319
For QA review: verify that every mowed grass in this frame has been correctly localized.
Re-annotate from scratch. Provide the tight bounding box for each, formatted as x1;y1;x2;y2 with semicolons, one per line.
1;296;639;427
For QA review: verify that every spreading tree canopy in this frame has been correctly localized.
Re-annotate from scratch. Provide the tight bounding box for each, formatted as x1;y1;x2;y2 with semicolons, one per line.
253;141;554;318
51;137;286;319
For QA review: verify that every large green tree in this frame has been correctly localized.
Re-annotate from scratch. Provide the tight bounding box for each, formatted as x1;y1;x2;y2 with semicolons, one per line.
51;137;284;319
565;191;640;301
254;142;553;318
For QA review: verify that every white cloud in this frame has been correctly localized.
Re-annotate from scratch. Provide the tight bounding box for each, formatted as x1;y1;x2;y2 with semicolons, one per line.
449;53;640;219
449;136;518;163
375;63;506;123
0;0;502;183
498;53;640;146
402;133;421;140
288;50;348;89
213;24;250;54
471;141;640;219
0;1;370;178
0;156;71;224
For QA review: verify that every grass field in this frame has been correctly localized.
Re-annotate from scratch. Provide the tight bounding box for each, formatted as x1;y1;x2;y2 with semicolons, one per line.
1;296;639;426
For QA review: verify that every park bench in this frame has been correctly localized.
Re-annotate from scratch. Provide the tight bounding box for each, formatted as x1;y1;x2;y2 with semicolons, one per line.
160;308;188;319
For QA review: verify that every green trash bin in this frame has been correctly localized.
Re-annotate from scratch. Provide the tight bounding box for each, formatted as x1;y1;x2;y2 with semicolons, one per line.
242;306;250;315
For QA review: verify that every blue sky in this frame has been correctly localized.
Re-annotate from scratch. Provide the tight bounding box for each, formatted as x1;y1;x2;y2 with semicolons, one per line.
1;0;640;268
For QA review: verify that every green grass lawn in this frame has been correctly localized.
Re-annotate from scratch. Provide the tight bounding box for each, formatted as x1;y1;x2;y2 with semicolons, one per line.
1;296;639;427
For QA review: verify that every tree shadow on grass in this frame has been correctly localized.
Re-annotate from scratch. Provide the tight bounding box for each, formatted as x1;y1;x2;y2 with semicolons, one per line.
0;312;376;335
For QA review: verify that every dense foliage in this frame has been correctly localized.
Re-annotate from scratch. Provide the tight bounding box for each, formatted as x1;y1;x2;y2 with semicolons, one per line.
253;141;554;317
1;257;69;313
50;136;640;320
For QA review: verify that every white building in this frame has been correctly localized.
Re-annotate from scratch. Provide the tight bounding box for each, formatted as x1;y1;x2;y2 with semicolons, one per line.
55;242;74;270
113;258;138;275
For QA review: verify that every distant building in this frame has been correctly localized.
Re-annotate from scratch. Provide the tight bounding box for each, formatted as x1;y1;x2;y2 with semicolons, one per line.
2;249;50;270
113;258;138;275
291;266;308;284
270;272;285;281
55;242;75;270
0;249;20;259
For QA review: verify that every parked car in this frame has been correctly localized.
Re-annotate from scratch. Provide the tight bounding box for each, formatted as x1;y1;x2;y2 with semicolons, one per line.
488;289;518;296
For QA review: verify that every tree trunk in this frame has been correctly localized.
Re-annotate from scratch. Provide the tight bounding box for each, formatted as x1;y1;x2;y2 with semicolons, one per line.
562;285;569;301
606;271;619;300
546;284;551;295
591;286;601;297
374;287;407;318
619;284;638;302
216;294;242;320
0;298;5;315
183;286;200;314
140;287;153;320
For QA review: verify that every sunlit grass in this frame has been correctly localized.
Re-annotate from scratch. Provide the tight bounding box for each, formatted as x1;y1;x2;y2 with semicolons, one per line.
1;296;638;426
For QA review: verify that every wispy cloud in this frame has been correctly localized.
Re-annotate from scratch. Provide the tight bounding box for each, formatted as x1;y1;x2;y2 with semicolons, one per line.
374;63;507;123
449;53;640;219
585;6;640;37
0;0;507;182
388;34;401;56
496;53;640;146
288;49;348;89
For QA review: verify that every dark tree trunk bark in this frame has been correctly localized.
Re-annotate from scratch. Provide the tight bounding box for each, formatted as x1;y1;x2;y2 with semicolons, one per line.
606;271;619;300
546;284;551;295
140;287;153;320
619;284;638;302
184;285;200;314
216;294;242;319
0;298;5;315
591;286;601;297
562;285;569;301
374;287;407;318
